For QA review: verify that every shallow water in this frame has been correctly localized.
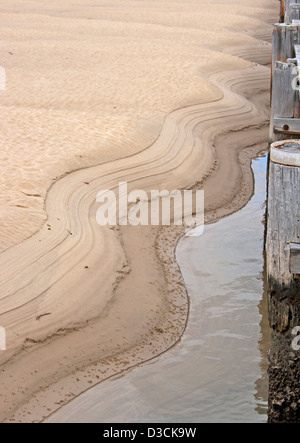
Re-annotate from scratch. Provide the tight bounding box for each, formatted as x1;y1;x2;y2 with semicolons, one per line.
47;154;270;423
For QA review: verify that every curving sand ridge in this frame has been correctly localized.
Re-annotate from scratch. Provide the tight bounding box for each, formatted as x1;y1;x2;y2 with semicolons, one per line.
1;64;272;422
0;0;274;252
0;0;278;423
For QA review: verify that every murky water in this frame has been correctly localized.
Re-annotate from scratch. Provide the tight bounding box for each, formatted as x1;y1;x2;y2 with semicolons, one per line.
47;154;270;423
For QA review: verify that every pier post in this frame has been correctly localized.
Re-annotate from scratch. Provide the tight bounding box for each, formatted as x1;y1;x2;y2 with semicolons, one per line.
272;23;300;72
280;0;300;24
284;0;300;24
270;23;300;143
270;61;299;142
266;140;300;423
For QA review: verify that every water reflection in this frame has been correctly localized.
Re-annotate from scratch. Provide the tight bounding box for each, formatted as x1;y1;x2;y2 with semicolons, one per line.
47;154;270;423
255;249;270;416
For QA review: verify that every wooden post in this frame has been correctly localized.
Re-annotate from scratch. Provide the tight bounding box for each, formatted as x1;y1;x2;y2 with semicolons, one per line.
285;0;300;24
270;24;300;143
272;24;300;72
266;140;300;423
270;62;299;142
267;141;300;287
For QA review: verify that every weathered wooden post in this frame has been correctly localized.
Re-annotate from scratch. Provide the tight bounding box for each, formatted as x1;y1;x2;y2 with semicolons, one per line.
284;0;300;24
266;140;300;423
272;23;300;72
270;13;300;142
270;61;299;142
270;28;300;143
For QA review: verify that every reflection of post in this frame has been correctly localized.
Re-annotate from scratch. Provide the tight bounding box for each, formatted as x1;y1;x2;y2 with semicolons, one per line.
0;66;6;91
254;255;270;417
0;327;6;351
266;140;300;423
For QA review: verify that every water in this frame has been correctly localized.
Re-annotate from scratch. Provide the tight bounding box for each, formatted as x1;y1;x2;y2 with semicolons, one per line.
47;154;270;423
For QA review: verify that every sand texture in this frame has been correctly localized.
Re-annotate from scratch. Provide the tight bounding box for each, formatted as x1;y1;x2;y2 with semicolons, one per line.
0;0;278;422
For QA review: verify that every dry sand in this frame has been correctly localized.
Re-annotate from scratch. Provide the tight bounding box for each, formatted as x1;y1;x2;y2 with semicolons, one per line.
0;0;278;422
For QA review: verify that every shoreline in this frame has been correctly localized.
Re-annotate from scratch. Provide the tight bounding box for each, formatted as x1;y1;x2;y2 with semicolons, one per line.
3;66;271;423
0;3;277;423
44;90;271;424
46;153;270;423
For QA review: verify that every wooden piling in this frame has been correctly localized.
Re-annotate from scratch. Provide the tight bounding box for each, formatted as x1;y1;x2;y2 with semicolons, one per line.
280;0;300;24
266;140;300;423
270;23;300;142
285;0;300;24
272;23;300;71
270;61;299;142
267;2;300;424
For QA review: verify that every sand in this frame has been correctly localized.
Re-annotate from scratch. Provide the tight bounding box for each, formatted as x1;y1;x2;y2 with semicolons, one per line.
0;0;278;422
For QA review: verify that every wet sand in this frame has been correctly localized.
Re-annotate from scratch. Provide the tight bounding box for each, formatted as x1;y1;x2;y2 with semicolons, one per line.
0;0;278;422
46;155;270;423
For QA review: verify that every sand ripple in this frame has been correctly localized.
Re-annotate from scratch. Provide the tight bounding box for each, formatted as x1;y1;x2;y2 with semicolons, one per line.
0;0;276;423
